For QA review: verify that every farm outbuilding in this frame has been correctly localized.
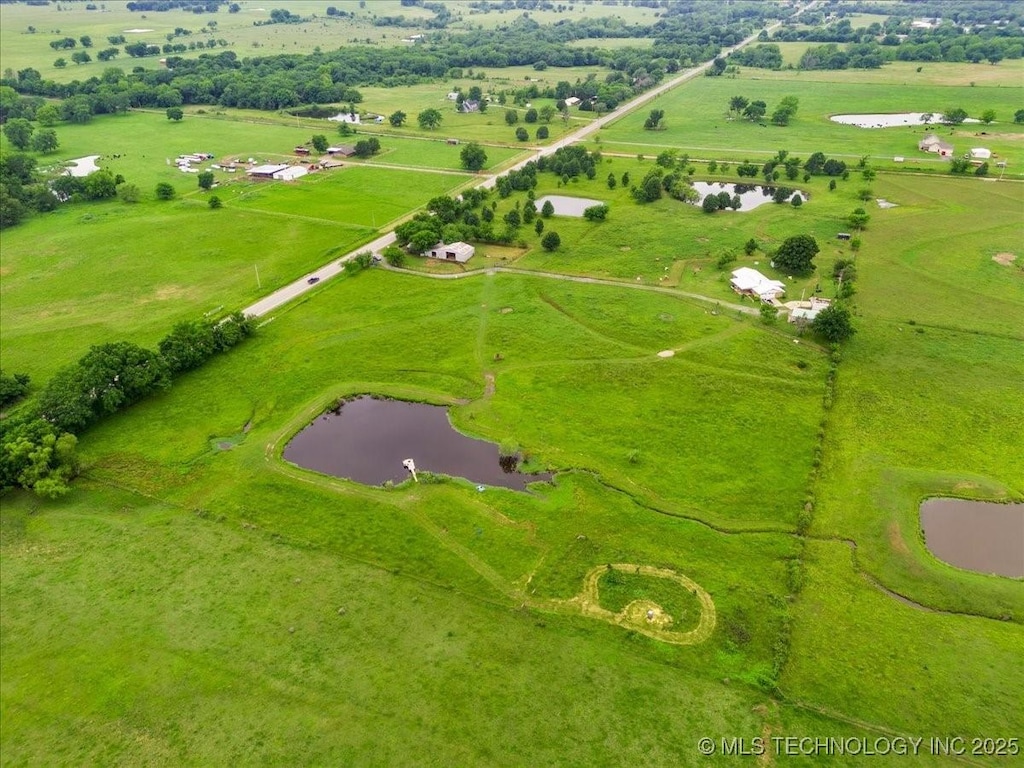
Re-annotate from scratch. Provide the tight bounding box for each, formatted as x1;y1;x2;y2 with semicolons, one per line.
273;166;308;181
970;147;992;160
327;145;357;157
424;241;475;263
918;134;954;157
247;164;290;179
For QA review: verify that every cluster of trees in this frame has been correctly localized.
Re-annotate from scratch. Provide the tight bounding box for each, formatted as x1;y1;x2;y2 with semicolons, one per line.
630;166;699;204
2;118;59;154
0;372;31;409
727;95;799;125
535;145;601;181
0;312;254;498
728;43;784;69
126;1;228;12
0;152;134;230
394;188;525;253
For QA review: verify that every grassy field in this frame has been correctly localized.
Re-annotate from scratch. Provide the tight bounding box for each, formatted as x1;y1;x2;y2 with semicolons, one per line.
595;61;1024;175
2;27;1023;767
0;1;441;81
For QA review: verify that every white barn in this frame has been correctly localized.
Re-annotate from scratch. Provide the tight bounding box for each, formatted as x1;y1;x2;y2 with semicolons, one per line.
424;241;475;263
273;166;308;181
970;147;992;160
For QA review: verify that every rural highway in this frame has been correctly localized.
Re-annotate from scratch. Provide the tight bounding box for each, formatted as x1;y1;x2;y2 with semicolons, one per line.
242;6;812;319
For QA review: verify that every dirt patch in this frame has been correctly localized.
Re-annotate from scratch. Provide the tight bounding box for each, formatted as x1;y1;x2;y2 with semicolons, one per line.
499;307;514;314
657;350;675;358
152;285;191;301
619;246;631;252
992;252;1016;266
888;521;910;556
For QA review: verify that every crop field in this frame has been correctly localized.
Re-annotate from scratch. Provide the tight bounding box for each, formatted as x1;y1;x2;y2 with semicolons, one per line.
595;62;1024;175
2;11;1023;767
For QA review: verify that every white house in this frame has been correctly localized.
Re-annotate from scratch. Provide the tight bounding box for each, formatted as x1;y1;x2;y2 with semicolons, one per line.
918;134;954;157
730;267;786;303
273;166;308;182
424;241;475;263
970;147;992;160
328;112;360;124
564;97;581;107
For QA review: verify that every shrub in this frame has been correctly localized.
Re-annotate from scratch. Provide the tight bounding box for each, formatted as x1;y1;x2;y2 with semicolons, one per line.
541;231;560;251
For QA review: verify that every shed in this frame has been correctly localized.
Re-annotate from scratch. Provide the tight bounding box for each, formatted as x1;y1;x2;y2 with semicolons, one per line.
970;147;992;160
918;134;954;157
446;91;460;101
326;145;357;157
424;241;475;263
273;166;308;182
247;164;290;179
564;97;581;107
294;146;311;156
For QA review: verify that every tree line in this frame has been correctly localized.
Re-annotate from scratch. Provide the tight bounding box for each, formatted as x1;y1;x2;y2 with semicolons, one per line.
0;313;254;499
0;8;777;118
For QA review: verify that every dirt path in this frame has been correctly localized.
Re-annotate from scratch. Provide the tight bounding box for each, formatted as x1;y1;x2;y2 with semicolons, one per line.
381;263;760;316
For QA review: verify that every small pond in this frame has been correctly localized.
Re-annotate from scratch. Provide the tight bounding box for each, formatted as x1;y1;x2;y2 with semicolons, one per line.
689;182;804;211
533;195;603;217
830;112;981;129
920;498;1024;578
284;396;552;491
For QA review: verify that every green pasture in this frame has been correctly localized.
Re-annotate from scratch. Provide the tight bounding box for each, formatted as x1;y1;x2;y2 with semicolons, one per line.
0;200;370;382
0;1;440;82
2;25;1023;766
595;65;1024;175
782;541;1024;741
222;164;467;228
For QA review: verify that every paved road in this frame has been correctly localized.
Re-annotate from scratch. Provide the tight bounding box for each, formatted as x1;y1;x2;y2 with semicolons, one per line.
242;7;811;319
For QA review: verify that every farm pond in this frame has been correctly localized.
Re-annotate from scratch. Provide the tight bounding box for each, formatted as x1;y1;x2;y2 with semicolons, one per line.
533;195;603;216
284;396;552;491
690;182;804;210
920;498;1024;578
830;112;981;128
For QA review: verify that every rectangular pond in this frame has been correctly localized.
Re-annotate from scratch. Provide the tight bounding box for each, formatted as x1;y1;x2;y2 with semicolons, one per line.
284;396;551;491
533;195;603;217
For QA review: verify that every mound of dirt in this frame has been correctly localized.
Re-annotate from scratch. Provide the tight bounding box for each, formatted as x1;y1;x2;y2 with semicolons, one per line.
992;252;1016;266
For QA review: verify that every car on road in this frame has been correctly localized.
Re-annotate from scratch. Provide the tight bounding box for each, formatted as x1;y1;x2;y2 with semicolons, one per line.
307;276;320;284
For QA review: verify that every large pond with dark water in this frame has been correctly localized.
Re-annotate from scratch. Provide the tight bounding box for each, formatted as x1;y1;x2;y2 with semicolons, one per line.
920;498;1024;578
689;182;804;211
284;396;551;491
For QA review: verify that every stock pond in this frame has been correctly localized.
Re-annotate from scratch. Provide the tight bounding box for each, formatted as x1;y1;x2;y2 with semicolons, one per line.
284;396;552;491
920;499;1024;578
533;195;603;217
690;182;804;211
830;112;981;128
